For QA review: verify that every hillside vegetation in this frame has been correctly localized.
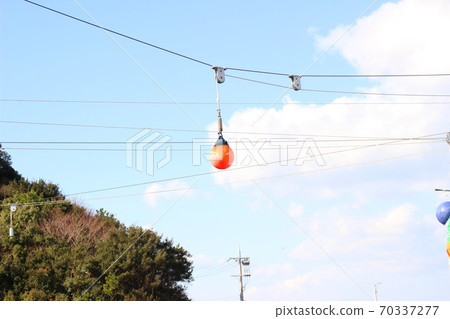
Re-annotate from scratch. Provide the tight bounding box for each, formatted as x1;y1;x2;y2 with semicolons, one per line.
0;150;193;300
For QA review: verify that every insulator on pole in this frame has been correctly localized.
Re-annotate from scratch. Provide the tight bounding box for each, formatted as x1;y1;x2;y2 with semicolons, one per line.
289;75;301;91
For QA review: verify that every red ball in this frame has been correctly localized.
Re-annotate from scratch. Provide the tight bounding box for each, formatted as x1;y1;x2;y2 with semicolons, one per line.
210;137;234;169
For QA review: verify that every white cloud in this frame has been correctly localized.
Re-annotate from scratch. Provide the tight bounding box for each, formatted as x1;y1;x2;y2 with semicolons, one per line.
219;97;447;170
367;203;417;235
207;97;448;202
222;0;450;301
248;201;446;300
317;0;450;76
205;0;449;203
289;202;437;265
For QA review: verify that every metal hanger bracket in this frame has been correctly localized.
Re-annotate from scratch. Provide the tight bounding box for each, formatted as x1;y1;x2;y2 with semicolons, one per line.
289;75;301;91
213;66;226;84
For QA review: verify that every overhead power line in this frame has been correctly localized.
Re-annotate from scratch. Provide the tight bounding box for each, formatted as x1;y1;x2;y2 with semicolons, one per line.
24;0;213;67
1;138;443;144
302;73;450;78
195;261;237;279
2;99;450;105
25;1;450;80
1;146;446;208
1;120;447;140
228;75;450;97
226;67;450;78
301;88;450;98
3;141;443;152
1;131;445;207
227;74;290;89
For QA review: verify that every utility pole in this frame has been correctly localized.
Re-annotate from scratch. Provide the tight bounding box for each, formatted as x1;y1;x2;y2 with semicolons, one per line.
373;282;381;301
228;246;250;301
10;203;16;238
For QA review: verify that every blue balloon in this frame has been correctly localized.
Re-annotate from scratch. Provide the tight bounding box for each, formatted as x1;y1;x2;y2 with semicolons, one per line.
436;201;450;225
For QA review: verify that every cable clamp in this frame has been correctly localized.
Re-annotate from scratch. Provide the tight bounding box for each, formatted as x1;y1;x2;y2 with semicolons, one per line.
289;75;301;91
446;132;450;146
213;66;226;84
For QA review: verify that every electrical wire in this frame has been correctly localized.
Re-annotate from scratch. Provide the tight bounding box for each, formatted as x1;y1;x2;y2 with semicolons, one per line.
2;144;446;208
24;1;450;80
1;137;443;144
6;4;450;206
196;264;236;279
195;263;237;279
24;0;213;67
13;131;447;201
2;146;446;208
226;68;450;78
227;74;290;89
4;120;446;139
1;140;444;151
304;73;450;78
69;0;199;127
195;267;235;279
300;0;379;81
75;178;197;301
194;260;230;276
228;74;450;97
19;1;449;300
21;0;448;301
2;141;443;152
2;99;450;105
301;88;450;98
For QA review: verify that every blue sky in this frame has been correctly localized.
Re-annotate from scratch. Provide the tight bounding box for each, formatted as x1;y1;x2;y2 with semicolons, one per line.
1;0;450;301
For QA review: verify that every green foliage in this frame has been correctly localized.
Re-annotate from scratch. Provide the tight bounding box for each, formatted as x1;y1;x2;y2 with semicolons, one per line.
0;151;193;300
0;177;64;201
103;273;119;299
0;150;21;186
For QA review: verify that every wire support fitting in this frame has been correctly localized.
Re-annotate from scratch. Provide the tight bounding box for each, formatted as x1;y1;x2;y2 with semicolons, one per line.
289;75;301;91
213;67;225;136
213;66;226;84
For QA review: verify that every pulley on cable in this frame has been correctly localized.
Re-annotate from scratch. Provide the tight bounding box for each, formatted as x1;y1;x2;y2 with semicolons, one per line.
210;67;234;170
435;132;450;270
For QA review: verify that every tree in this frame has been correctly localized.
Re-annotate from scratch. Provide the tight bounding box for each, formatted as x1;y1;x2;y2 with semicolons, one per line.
0;149;21;186
0;152;193;300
